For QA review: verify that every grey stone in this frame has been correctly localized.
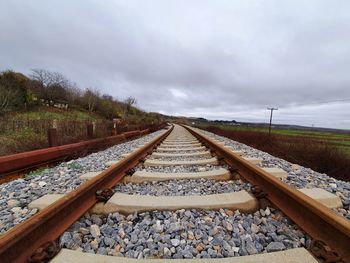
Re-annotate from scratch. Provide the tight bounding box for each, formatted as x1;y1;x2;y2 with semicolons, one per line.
131;234;138;243
171;238;180;247
59;232;72;247
181;248;193;258
104;236;115;247
184;210;192;217
266;241;286;252
245;240;258;255
251;223;260;233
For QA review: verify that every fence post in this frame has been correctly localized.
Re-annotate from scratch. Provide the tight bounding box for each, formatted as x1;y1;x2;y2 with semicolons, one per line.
48;128;58;147
92;121;96;136
113;119;117;135
87;123;94;138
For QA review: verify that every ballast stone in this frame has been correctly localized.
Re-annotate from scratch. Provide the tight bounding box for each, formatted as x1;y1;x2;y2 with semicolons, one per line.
129;168;231;183
51;247;318;262
299;188;343;208
28;194;64;210
103;191;258;214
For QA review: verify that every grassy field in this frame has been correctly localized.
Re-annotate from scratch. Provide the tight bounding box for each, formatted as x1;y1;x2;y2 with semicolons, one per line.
11;107;102;121
207;124;350;157
0;107;106;156
197;124;350;181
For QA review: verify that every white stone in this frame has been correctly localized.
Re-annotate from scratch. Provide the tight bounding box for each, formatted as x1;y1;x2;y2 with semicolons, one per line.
7;199;20;208
38;181;47;187
329;183;337;189
129;168;231;183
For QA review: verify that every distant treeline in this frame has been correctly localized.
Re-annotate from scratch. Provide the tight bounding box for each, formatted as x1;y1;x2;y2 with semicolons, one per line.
0;69;162;123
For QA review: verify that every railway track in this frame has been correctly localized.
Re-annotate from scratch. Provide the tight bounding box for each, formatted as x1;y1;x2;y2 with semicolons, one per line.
0;129;152;184
0;124;349;262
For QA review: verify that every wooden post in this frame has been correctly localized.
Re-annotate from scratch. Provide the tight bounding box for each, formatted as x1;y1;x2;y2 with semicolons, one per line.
113;119;117;136
87;124;94;138
48;128;58;147
92;121;96;136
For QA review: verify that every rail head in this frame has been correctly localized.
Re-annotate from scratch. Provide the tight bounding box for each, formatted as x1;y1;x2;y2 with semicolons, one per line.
0;125;173;263
184;125;350;262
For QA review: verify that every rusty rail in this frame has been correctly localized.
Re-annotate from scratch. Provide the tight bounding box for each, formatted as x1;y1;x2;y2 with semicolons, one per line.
184;125;350;262
0;125;172;263
0;129;150;182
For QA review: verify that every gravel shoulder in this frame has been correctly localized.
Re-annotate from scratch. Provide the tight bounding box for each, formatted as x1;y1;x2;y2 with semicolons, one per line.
194;127;350;219
135;164;225;173
114;179;251;196
0;130;166;234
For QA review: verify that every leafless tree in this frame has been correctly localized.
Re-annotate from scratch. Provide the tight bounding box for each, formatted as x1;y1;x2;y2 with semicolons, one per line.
30;69;71;103
123;97;137;118
83;88;100;112
66;82;82;105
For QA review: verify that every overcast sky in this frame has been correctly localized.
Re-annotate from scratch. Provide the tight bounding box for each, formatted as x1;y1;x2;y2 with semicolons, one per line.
1;0;349;129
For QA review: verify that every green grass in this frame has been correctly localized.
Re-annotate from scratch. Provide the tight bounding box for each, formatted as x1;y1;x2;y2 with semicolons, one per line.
208;124;350;139
0;127;48;156
66;162;83;170
11;107;101;121
199;123;350;157
25;167;48;179
210;124;350;139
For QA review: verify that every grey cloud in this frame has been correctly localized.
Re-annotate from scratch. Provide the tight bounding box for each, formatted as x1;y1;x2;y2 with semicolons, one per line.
0;0;349;128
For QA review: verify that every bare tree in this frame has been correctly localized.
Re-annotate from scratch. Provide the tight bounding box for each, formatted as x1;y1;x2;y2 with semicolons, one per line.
83;88;100;112
30;69;71;104
66;82;82;105
123;97;136;118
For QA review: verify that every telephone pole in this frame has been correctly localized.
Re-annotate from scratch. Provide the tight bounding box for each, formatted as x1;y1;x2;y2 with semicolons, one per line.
267;107;278;136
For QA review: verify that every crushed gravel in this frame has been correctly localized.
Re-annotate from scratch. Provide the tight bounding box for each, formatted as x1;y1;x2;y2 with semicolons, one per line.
114;179;251;196
60;207;310;259
0;129;167;234
194;128;350;219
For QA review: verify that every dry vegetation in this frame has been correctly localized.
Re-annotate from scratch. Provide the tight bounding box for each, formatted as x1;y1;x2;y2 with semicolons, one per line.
0;69;164;156
201;125;350;182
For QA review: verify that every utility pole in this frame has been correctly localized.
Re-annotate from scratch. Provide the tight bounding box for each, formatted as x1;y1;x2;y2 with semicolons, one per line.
267;107;278;136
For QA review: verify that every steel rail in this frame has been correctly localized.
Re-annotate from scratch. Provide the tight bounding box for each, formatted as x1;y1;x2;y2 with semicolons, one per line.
184;125;350;262
0;126;172;263
0;129;150;184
